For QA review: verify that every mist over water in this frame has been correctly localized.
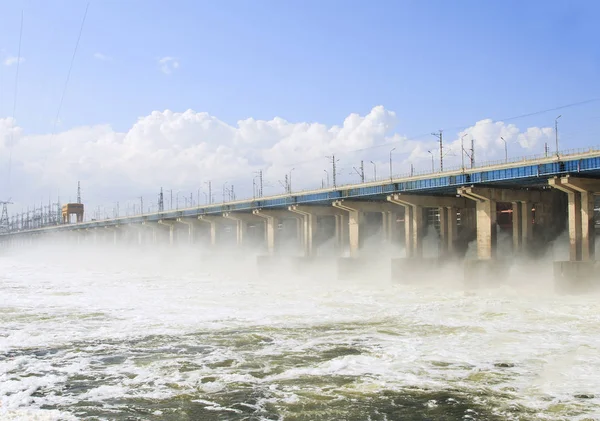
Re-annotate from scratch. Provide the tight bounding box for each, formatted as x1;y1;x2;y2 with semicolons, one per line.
1;236;600;420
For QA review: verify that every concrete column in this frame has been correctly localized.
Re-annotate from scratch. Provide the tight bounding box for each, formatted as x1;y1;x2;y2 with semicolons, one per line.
458;187;553;260
176;218;198;244
197;215;223;246
522;201;533;250
511;201;532;254
447;207;458;254
289;205;344;257
332;201;365;257
253;210;278;255
105;226;118;245
223;212;264;247
158;220;176;245
333;200;398;257
403;205;413;257
388;194;468;258
334;214;346;251
381;211;398;244
457;188;497;260
288;207;315;257
439;207;449;255
512;201;522;252
253;209;297;255
477;198;497;259
581;191;595;261
548;176;600;261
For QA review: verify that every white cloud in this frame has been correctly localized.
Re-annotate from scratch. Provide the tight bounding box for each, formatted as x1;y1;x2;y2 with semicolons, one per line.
3;56;24;66
93;52;112;61
158;56;179;74
0;107;553;214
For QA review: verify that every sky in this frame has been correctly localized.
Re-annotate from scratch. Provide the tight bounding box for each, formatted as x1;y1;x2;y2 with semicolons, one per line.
0;0;599;218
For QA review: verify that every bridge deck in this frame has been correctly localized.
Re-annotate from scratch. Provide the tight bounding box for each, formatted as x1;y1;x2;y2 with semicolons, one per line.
7;148;600;235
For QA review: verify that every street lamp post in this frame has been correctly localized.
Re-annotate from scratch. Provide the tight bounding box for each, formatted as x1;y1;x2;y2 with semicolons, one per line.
370;161;377;181
324;169;329;187
555;115;562;158
389;148;396;182
501;137;507;163
427;150;434;172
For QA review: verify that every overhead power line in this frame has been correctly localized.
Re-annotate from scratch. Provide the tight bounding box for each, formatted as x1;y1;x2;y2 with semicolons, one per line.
52;2;90;134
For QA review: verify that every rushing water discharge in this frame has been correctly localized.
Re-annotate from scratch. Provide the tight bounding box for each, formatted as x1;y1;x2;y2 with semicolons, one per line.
1;243;600;420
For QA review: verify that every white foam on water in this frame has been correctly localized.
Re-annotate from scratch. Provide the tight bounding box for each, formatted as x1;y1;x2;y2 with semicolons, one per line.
1;243;600;419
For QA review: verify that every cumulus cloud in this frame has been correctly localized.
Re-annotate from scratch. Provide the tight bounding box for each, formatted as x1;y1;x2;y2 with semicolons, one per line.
158;56;179;74
93;52;112;61
3;56;24;66
0;106;553;215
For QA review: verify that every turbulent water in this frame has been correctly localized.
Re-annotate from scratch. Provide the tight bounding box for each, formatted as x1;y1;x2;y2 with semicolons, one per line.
1;245;600;421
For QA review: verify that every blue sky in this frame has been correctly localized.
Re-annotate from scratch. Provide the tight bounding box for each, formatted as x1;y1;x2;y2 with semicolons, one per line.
0;0;598;142
1;0;600;213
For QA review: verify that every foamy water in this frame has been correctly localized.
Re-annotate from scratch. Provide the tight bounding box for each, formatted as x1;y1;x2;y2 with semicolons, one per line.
1;244;599;420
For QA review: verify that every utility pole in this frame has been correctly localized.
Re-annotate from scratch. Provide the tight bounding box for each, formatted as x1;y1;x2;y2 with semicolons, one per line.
77;181;82;204
158;188;164;212
432;131;443;172
352;161;365;182
461;134;467;171
231;184;235;200
470;137;475;168
326;155;339;188
140;196;144;215
389;147;396;182
555;114;562;158
284;174;289;194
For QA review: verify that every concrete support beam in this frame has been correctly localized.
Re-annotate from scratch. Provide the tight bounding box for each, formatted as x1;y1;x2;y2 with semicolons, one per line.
197;215;224;246
331;200;369;258
288;206;316;257
253;209;300;255
438;207;457;255
223;212;264;247
388;194;469;258
457;187;498;260
334;214;347;252
288;205;346;256
549;176;600;261
104;226;118;245
141;221;160;244
176;217;205;244
511;201;533;254
158;219;176;245
381;211;398;244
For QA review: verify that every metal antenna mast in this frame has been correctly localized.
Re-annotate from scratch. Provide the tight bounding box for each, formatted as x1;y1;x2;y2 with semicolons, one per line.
0;200;12;233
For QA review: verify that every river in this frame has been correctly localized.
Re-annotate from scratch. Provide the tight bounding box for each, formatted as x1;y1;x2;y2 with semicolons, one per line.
1;245;599;420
